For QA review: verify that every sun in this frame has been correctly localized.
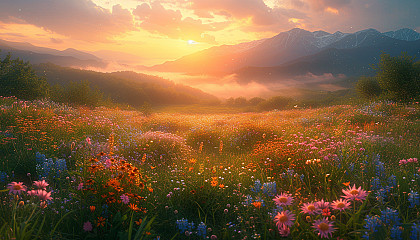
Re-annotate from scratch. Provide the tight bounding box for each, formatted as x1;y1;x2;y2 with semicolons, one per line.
187;40;198;45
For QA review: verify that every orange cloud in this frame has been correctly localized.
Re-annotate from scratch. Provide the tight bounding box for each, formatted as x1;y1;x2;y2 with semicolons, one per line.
325;7;339;15
133;2;220;43
0;0;134;42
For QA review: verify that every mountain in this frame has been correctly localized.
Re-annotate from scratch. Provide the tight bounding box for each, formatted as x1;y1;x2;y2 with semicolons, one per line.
0;39;105;68
384;28;420;41
151;28;420;77
33;63;219;106
236;39;420;84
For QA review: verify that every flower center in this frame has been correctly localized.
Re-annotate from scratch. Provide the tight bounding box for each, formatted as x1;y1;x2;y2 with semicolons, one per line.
350;189;359;195
337;202;345;208
308;205;316;211
279;215;289;223
13;185;22;190
318;222;329;231
279;197;288;203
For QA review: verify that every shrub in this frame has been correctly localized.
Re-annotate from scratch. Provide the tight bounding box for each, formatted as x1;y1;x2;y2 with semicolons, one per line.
356;76;382;99
376;53;420;102
0;53;49;100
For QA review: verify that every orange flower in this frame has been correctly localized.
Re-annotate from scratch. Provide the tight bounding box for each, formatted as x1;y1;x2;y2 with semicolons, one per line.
97;217;106;227
135;219;143;225
148;187;153;193
89;206;96;212
342;182;350;187
219;184;225;188
129;203;140;211
211;180;218;187
252;201;262;209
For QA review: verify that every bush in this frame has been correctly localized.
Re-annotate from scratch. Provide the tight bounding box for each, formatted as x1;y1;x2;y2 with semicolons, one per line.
376;53;420;101
0;53;49;100
356;76;382;99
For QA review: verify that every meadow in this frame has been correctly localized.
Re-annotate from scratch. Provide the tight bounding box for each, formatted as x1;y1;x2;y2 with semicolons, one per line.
0;96;419;240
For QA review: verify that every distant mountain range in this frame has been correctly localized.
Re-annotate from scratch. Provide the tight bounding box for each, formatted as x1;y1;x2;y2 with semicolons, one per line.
151;28;420;82
0;39;107;68
2;27;419;91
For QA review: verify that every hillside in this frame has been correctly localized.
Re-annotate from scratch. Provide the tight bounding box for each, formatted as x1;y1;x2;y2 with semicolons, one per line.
33;63;219;106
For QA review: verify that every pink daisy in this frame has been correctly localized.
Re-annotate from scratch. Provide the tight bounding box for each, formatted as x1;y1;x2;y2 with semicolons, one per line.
35;190;52;201
301;202;321;215
7;182;27;195
331;199;351;212
27;190;37;196
83;221;93;232
316;199;330;209
33;180;49;189
278;224;291;237
120;194;130;204
273;193;294;206
274;210;295;228
342;184;368;201
312;218;336;239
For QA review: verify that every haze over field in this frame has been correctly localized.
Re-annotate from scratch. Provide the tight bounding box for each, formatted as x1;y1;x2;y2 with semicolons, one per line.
0;0;419;98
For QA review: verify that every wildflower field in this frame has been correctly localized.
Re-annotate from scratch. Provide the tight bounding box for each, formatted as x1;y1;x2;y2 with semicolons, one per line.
0;96;419;240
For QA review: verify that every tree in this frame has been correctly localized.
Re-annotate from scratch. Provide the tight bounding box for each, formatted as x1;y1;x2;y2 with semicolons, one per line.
376;53;420;101
356;76;382;99
0;53;49;99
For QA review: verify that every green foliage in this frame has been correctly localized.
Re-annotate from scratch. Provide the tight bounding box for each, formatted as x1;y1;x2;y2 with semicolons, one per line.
51;81;104;107
0;53;49;100
257;96;293;111
376;53;420;101
356;76;382;99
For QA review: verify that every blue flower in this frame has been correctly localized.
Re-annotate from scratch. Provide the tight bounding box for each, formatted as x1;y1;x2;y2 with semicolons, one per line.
251;180;262;193
371;177;381;190
408;191;420;208
390;225;403;240
176;219;190;233
387;175;397;188
0;171;7;183
411;223;420;240
364;215;381;232
197;222;207;238
380;208;400;226
262;181;276;196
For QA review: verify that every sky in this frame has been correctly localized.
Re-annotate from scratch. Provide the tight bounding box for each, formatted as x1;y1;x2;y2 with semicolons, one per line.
0;0;419;66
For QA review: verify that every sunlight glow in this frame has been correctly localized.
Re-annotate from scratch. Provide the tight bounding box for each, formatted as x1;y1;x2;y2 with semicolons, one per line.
187;40;198;45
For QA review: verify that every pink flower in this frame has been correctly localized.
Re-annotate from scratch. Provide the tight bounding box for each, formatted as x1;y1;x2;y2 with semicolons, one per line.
301;202;321;215
35;190;52;201
27;190;37;196
342;185;368;201
274;210;295;228
312;218;336;239
120;194;129;204
278;224;290;237
7;182;27;195
316;199;330;209
33;180;49;189
273;193;294;206
77;183;83;190
83;221;93;232
331;199;351;212
86;137;92;145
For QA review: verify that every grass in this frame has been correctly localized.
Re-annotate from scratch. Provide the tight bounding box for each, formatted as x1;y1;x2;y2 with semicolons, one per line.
0;96;419;239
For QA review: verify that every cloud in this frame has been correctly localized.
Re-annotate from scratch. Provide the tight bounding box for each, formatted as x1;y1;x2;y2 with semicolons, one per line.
50;38;64;44
191;0;281;25
133;2;219;43
0;0;135;42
